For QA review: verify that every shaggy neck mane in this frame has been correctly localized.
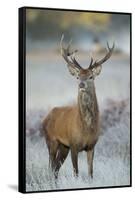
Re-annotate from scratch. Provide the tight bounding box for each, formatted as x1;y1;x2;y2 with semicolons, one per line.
78;80;99;133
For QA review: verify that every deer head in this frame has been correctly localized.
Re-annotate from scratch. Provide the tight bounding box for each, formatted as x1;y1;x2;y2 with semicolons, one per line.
60;34;114;92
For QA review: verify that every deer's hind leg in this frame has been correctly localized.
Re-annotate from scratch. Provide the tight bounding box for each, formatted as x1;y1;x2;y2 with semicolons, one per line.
53;143;69;179
48;140;59;172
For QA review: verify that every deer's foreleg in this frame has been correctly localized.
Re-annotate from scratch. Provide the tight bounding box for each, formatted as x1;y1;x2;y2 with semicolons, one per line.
71;147;79;177
87;149;94;178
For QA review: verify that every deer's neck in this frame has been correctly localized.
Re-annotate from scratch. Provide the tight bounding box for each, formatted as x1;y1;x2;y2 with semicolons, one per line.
78;80;99;132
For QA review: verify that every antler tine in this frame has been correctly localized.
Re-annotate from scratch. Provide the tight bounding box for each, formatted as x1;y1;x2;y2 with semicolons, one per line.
67;38;72;54
71;56;82;69
60;34;72;65
60;34;65;55
60;34;74;56
89;42;115;69
89;57;94;69
107;41;115;51
60;34;82;69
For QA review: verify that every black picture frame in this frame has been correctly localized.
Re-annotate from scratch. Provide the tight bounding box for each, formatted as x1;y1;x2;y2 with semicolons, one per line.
19;6;132;193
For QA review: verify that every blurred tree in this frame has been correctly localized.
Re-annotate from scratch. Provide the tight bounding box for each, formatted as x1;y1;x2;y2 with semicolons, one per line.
26;9;111;40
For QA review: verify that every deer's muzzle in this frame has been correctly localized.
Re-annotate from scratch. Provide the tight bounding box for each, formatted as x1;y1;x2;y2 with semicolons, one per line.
79;82;85;89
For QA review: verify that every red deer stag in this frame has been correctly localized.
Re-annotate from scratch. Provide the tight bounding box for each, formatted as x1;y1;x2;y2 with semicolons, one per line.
42;35;114;179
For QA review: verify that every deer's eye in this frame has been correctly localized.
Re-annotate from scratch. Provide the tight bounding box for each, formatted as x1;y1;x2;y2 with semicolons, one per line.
89;76;92;79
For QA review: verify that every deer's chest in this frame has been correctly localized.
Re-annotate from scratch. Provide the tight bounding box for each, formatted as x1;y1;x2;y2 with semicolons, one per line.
76;132;98;152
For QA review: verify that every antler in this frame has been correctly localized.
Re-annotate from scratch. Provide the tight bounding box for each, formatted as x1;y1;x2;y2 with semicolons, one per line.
89;42;115;69
60;34;82;70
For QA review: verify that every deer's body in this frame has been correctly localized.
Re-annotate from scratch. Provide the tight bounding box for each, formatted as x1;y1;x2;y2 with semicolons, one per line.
43;80;99;151
42;35;114;179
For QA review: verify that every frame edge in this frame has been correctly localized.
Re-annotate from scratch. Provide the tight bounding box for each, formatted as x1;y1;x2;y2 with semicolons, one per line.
18;7;26;193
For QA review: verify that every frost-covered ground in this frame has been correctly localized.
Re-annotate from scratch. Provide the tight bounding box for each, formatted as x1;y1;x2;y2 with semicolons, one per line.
26;98;130;192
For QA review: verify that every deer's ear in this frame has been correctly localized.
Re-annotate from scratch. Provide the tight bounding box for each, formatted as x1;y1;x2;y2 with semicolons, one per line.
67;65;80;77
92;65;102;77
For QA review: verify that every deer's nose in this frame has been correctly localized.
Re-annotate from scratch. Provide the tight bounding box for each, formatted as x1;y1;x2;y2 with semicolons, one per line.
79;82;85;88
